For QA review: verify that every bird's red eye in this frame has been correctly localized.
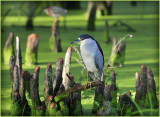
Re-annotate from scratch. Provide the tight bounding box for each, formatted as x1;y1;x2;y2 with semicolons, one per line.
82;38;85;40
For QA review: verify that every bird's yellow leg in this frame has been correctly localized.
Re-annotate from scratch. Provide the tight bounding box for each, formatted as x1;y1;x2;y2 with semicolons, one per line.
87;70;89;83
94;69;98;81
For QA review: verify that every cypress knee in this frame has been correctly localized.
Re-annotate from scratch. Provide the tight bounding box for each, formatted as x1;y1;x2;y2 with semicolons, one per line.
53;58;63;97
3;32;15;64
103;20;111;44
16;36;22;80
25;33;40;65
10;56;15;81
30;66;44;116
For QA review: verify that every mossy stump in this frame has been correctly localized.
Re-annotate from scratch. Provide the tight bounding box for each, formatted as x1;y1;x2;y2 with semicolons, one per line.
118;91;137;116
3;32;15;64
110;37;126;67
25;33;40;65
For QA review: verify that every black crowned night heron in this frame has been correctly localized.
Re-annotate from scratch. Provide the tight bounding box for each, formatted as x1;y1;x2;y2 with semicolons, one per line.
44;6;67;18
71;34;104;81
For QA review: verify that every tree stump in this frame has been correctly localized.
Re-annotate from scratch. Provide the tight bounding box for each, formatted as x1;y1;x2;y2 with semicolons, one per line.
103;20;111;44
16;36;22;80
87;1;97;31
3;32;15;64
110;37;126;67
49;18;62;52
10;56;15;81
53;58;63;97
30;66;44;116
25;33;40;65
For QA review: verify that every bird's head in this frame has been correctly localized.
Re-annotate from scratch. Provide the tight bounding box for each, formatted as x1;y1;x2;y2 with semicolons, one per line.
70;34;95;45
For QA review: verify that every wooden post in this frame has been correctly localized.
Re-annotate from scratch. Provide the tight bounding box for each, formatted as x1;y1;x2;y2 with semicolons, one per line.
53;58;63;97
3;32;15;64
110;37;126;67
25;33;40;65
16;36;22;80
103;20;111;44
49;18;62;52
30;66;44;116
10;56;15;81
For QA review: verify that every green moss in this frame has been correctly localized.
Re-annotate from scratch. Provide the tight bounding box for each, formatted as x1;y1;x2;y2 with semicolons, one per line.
72;100;83;116
54;93;69;102
3;46;13;64
25;48;38;65
11;101;22;116
110;50;125;66
144;92;158;108
111;91;117;108
49;36;56;51
92;94;103;113
59;101;69;116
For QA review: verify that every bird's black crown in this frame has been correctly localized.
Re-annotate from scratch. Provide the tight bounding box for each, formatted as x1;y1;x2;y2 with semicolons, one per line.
78;34;94;40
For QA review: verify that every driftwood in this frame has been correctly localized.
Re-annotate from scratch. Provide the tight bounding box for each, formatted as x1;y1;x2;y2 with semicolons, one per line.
25;33;40;65
10;56;15;81
53;58;64;97
49;18;62;52
110;37;126;67
104;20;111;44
3;32;15;64
16;36;22;80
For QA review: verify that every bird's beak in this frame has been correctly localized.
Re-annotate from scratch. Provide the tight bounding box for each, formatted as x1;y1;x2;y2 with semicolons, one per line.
70;40;80;44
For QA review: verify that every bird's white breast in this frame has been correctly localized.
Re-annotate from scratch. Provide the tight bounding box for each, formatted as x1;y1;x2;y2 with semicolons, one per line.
80;39;98;72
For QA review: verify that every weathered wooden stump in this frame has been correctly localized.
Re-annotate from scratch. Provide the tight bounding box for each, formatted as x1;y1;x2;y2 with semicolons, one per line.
110;37;126;67
103;20;111;44
30;66;44;116
3;32;15;64
141;65;147;99
9;56;15;81
118;91;137;116
49;18;62;52
25;33;40;65
16;36;22;80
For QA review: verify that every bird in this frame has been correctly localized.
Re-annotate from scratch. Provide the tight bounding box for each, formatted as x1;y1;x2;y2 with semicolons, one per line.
71;34;104;81
44;6;67;18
